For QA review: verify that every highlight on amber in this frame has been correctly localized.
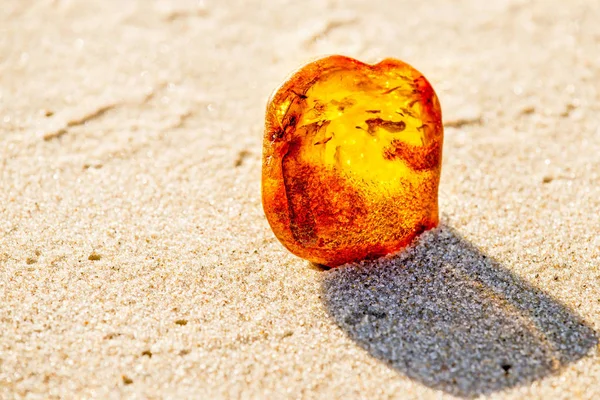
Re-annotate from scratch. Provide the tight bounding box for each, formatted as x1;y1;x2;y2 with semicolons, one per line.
262;55;443;267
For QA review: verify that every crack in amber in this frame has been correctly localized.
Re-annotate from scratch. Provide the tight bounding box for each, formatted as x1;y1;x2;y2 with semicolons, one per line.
262;56;443;267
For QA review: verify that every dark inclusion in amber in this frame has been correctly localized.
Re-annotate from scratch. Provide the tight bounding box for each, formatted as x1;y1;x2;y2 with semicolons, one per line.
262;55;443;267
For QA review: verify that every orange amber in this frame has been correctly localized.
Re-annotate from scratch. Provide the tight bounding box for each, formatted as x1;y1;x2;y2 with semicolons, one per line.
262;56;443;267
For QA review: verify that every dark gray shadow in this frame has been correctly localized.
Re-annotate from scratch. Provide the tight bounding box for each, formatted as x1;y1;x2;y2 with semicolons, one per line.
321;225;597;398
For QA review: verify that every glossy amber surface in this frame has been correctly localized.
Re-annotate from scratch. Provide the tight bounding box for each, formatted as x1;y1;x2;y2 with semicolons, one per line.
262;56;443;267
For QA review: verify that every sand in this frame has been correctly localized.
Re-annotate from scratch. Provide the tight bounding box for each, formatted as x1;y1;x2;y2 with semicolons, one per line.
1;0;599;398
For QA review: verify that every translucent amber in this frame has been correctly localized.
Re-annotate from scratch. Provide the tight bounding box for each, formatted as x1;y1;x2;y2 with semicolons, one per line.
262;56;443;267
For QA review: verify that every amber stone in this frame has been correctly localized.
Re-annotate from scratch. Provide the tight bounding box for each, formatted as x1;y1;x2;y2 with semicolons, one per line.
262;55;443;267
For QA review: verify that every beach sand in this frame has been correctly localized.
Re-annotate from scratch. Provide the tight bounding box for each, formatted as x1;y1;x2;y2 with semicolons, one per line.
1;0;599;398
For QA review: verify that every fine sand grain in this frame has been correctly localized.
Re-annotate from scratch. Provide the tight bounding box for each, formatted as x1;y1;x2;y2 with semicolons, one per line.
1;0;599;398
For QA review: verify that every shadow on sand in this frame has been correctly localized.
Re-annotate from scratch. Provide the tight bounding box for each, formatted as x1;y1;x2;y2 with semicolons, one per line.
321;225;597;398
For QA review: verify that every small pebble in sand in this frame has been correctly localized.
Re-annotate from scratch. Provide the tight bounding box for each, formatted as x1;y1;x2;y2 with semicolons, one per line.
141;350;153;358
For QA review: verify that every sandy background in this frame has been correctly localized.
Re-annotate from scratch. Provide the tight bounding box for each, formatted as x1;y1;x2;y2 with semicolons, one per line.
1;0;599;398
